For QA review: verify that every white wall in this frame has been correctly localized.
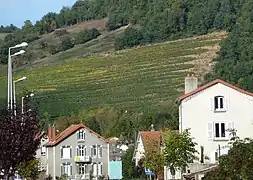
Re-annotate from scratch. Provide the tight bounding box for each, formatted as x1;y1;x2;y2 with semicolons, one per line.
134;135;145;166
180;83;253;163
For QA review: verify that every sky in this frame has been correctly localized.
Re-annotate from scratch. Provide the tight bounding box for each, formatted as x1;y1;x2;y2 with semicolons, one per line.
0;0;77;28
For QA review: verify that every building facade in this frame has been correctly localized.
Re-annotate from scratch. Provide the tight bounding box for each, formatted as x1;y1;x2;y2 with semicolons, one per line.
45;124;110;180
35;133;48;172
178;75;253;164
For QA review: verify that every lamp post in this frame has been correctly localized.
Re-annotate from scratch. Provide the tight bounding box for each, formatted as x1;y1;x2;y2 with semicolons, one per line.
13;76;27;115
7;42;28;110
21;93;34;115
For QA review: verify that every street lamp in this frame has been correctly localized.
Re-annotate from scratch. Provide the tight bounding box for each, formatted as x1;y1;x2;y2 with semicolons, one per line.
13;76;27;115
21;93;34;115
10;50;26;57
7;42;28;110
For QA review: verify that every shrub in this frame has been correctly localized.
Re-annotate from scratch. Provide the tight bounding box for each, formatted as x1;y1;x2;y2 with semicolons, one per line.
115;27;144;50
75;28;100;44
59;36;74;51
53;29;68;37
48;44;59;55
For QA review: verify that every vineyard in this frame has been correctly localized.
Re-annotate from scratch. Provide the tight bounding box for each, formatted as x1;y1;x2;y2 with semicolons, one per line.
0;31;226;116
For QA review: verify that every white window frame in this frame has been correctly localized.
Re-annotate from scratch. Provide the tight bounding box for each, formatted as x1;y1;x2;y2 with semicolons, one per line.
78;145;86;156
98;145;102;158
61;146;72;159
77;130;85;141
41;145;46;156
61;163;72;176
79;164;85;175
214;122;226;139
214;96;226;112
98;163;103;176
208;121;234;141
92;163;97;176
91;145;97;157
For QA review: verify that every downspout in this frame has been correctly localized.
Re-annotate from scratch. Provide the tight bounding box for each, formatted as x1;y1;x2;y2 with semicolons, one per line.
179;103;183;133
107;143;110;178
53;146;56;180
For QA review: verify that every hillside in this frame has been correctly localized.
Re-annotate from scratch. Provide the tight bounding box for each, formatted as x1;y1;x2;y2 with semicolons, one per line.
0;31;226;116
0;33;8;40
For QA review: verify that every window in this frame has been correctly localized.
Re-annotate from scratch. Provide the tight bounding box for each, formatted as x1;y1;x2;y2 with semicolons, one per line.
41;145;46;156
98;163;103;175
91;145;97;157
77;145;86;156
92;163;97;176
61;146;72;159
98;145;102;158
214;123;226;138
79;164;86;175
77;130;85;140
61;163;72;176
214;96;225;111
208;122;234;140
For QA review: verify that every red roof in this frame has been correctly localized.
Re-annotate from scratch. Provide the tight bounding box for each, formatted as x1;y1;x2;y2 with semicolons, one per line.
178;79;253;102
139;130;178;151
46;124;109;146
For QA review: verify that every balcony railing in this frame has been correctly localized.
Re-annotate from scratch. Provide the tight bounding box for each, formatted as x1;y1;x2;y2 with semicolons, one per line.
75;156;92;163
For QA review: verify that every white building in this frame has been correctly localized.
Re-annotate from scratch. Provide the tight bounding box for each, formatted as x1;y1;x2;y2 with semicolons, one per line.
178;74;253;165
133;130;162;167
35;132;49;172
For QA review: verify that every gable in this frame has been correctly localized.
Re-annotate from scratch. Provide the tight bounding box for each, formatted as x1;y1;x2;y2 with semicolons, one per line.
46;124;109;147
178;79;253;103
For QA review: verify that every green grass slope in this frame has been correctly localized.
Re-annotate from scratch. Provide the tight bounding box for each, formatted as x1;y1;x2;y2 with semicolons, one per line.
0;31;226;116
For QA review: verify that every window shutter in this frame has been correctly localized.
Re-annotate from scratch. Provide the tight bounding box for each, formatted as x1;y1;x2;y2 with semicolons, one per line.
100;146;102;158
208;122;213;140
227;122;234;139
91;147;93;156
225;97;229;111
61;165;64;175
76;146;79;156
70;147;72;158
70;165;72;175
77;131;79;140
210;97;214;111
61;148;63;158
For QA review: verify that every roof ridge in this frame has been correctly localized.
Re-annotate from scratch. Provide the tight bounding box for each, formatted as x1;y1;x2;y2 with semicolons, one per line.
46;123;109;147
178;79;253;102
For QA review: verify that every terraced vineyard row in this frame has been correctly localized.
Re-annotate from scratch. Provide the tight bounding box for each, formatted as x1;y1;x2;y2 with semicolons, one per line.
0;32;227;116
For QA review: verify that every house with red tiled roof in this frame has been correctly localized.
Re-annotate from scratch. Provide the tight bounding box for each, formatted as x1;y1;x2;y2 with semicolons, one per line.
133;129;162;167
177;74;253;179
45;124;110;180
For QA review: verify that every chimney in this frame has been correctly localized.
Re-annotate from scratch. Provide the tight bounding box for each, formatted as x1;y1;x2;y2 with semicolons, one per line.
185;74;198;94
151;124;154;131
48;125;56;142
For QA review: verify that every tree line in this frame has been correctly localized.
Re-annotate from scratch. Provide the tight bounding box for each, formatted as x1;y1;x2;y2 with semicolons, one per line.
0;0;240;64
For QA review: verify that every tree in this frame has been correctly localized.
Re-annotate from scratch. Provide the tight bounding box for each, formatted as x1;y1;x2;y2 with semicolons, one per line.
17;158;40;180
122;147;145;180
0;99;41;178
163;129;197;179
203;135;253;180
144;142;164;179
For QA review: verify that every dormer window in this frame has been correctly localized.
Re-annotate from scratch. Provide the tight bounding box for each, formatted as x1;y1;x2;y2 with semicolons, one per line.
77;130;85;141
214;96;225;111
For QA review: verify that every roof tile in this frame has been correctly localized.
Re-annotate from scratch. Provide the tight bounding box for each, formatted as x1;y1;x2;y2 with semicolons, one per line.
46;123;109;147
